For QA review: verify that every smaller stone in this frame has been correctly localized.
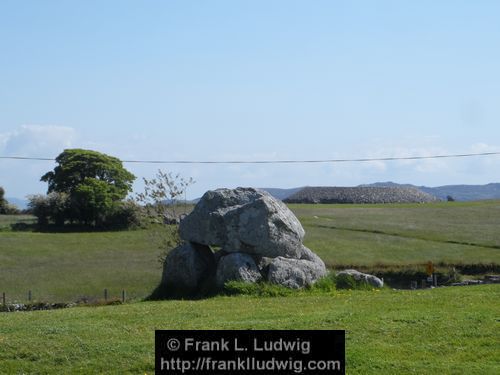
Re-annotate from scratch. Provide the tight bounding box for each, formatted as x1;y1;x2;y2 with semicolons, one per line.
267;256;327;289
216;252;262;288
336;269;384;288
161;242;215;296
299;245;324;263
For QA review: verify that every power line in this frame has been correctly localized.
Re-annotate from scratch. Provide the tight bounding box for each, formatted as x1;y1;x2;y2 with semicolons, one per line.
0;151;499;164
0;156;55;161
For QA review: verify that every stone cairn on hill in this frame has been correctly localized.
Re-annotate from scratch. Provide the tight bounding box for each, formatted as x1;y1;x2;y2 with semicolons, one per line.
284;186;440;204
159;187;327;297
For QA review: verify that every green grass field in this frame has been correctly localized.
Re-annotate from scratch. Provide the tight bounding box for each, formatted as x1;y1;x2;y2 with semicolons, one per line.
0;200;499;303
0;285;498;374
291;201;500;267
0;228;163;303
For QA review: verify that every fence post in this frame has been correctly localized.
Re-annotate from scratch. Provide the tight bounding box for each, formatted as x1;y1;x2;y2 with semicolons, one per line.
2;292;5;306
104;288;108;302
122;290;126;303
28;290;32;302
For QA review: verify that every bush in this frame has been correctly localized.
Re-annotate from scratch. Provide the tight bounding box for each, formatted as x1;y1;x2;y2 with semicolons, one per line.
0;187;20;215
0;186;7;213
136;170;195;260
27;192;69;226
2;203;20;215
104;200;144;229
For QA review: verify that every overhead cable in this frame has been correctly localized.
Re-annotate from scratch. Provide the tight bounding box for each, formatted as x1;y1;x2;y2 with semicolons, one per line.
0;151;499;164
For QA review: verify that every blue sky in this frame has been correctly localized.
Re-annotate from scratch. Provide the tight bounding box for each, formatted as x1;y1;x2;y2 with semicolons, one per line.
1;0;499;199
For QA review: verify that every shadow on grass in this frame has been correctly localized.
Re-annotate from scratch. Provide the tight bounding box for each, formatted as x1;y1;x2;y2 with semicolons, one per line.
145;279;219;301
10;222;134;233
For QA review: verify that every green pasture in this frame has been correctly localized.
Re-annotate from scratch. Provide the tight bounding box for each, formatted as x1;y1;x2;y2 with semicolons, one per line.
291;200;500;267
0;285;498;374
0;200;499;302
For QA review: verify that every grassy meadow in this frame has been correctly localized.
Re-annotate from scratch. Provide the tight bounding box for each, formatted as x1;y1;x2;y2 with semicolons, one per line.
1;200;499;302
0;224;163;303
292;200;500;267
0;285;498;374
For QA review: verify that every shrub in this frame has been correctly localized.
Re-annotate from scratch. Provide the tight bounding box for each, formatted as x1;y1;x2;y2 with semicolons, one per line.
2;203;20;215
0;187;20;215
0;186;7;213
105;200;144;229
27;192;69;226
136;170;195;260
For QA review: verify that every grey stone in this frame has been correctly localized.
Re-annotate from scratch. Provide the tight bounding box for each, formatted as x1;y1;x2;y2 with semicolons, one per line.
215;252;262;287
299;245;324;263
267;255;327;289
180;187;306;258
161;242;215;295
256;256;274;277
336;269;384;288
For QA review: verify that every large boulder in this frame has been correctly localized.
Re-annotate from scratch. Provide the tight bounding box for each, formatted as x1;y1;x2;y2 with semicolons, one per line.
180;188;306;259
336;269;384;288
154;187;329;297
215;252;262;288
160;242;215;296
267;251;327;289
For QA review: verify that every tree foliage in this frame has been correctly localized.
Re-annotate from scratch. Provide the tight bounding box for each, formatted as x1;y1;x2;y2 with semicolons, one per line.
0;187;20;215
36;149;137;227
27;192;69;226
41;149;135;199
0;187;7;214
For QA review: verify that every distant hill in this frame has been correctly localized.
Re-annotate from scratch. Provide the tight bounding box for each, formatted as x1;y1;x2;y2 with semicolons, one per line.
360;182;500;201
284;186;439;204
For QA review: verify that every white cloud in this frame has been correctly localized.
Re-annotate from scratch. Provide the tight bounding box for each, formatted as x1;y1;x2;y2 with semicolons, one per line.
0;125;78;199
1;124;77;157
470;142;500;154
0;133;9;149
459;142;500;176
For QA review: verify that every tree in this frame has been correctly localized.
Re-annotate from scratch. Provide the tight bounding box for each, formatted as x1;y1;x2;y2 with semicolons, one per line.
42;149;135;198
0;187;7;214
136;170;195;260
0;187;20;215
27;192;69;226
40;149;136;227
73;179;114;226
